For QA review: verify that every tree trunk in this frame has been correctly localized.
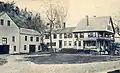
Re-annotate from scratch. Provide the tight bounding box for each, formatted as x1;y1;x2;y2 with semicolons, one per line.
50;22;53;52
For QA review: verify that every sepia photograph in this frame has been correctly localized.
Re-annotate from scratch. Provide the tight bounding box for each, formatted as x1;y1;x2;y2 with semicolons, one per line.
0;0;120;73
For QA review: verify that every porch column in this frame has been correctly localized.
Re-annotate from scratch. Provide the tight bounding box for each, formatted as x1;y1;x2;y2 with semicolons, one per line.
96;40;98;49
103;41;106;50
103;40;106;54
81;41;84;49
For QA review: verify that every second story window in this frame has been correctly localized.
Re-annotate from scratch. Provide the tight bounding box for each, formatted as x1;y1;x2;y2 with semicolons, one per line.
25;36;27;41
36;37;39;42
59;34;62;39
45;34;49;39
68;33;72;38
64;33;67;38
80;33;84;38
30;37;33;41
53;34;57;39
1;19;4;25
7;20;10;26
74;33;78;38
12;36;15;42
88;32;96;37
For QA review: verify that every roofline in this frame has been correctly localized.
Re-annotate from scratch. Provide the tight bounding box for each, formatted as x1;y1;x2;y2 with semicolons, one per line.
73;30;114;34
20;33;41;36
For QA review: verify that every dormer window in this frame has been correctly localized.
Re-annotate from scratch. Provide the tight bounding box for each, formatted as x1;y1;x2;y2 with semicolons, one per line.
7;20;10;26
1;19;4;25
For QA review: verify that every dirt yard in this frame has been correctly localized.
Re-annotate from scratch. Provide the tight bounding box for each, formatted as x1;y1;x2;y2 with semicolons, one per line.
0;54;120;73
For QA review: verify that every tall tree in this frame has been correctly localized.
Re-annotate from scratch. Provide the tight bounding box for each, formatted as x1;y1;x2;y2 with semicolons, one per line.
44;0;68;52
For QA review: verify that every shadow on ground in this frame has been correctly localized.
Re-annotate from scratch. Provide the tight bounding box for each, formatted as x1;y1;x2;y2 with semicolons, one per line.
0;58;7;65
25;53;120;64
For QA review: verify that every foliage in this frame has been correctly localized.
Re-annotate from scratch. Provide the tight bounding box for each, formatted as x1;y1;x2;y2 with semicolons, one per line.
0;1;46;35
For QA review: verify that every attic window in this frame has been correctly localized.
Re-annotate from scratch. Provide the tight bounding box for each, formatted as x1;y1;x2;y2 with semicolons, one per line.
7;20;10;26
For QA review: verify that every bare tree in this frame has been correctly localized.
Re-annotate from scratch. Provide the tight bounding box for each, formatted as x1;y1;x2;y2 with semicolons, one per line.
44;0;68;52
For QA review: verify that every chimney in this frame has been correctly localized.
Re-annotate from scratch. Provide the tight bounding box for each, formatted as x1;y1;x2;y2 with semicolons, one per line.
63;22;66;28
93;16;96;17
86;15;89;26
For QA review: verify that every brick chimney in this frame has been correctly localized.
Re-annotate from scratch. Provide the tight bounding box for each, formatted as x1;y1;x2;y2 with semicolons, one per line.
63;22;66;28
86;15;89;26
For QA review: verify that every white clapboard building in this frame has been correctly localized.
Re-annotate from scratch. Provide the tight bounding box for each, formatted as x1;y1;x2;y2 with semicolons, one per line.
0;12;41;54
73;16;115;52
43;16;115;52
43;27;75;51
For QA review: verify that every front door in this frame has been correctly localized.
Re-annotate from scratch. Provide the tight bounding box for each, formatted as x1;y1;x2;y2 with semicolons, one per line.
59;40;62;48
29;45;36;53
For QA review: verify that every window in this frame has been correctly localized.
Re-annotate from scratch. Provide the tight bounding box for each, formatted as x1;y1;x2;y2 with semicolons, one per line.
36;37;39;42
12;36;15;42
25;36;27;41
1;19;4;25
7;20;10;26
64;33;67;38
78;41;81;46
74;41;77;46
53;34;57;39
69;41;72;46
38;45;41;50
86;41;96;46
30;37;33;41
24;45;27;50
52;42;56;46
88;32;93;37
88;32;96;37
68;33;72;38
64;41;67;46
59;34;62;39
45;34;49;39
98;32;103;37
74;33;78;38
80;33;84;38
2;38;7;44
14;46;16;51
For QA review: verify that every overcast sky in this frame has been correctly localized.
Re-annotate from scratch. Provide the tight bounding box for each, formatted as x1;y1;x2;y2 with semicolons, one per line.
2;0;120;27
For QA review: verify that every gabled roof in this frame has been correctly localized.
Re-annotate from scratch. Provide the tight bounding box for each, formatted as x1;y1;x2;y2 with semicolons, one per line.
6;12;29;28
73;16;114;33
52;27;75;34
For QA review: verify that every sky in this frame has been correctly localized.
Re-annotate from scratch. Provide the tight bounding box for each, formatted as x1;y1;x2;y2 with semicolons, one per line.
2;0;120;27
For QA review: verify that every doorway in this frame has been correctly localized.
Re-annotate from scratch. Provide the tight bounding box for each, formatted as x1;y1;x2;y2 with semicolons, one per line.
0;45;9;54
59;40;62;48
29;45;36;53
